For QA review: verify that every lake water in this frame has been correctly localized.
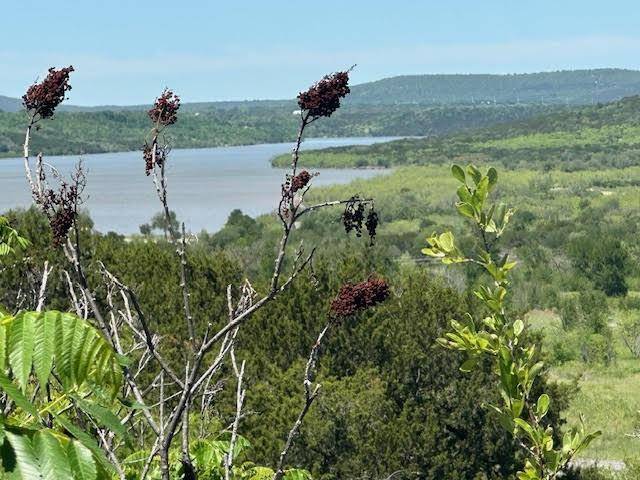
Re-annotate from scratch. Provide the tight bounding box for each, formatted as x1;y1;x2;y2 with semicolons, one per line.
0;137;395;234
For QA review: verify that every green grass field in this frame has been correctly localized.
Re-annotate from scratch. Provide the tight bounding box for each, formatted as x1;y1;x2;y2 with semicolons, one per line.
528;308;640;462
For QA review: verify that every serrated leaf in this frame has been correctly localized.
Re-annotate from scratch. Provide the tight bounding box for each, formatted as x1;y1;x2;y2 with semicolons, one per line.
5;430;42;479
66;440;97;480
34;430;73;480
33;312;56;388
8;313;35;392
73;397;125;438
53;415;114;476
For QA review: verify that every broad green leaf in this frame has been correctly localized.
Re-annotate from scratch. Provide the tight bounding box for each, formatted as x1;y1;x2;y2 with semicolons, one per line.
451;164;466;183
73;397;125;438
4;430;42;479
459;357;477;373
456;202;475;219
33;312;57;388
466;165;482;185
8;313;35;392
487;167;498;189
513;319;524;337
284;469;312;480
34;430;73;480
66;441;97;480
53;415;114;476
536;394;550;419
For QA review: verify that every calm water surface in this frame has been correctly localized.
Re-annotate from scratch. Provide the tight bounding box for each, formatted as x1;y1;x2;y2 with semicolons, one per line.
0;137;395;233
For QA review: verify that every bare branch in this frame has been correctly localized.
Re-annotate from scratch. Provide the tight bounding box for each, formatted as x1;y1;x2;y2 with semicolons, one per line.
35;261;52;312
273;321;332;480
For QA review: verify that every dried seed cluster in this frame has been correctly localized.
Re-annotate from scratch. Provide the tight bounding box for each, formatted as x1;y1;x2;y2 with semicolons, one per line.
41;182;79;246
297;71;350;119
143;142;167;175
148;89;181;126
23;66;74;119
330;277;390;319
291;170;312;193
342;197;378;244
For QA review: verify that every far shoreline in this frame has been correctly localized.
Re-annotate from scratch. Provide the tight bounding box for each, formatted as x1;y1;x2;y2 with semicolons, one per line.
0;135;406;162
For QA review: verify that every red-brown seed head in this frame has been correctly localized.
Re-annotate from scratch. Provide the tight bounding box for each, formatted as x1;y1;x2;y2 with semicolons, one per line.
148;89;181;126
330;276;390;319
23;66;74;119
291;170;312;193
297;71;350;119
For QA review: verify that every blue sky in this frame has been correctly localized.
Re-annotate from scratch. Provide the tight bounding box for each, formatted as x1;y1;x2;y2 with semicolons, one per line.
2;0;639;105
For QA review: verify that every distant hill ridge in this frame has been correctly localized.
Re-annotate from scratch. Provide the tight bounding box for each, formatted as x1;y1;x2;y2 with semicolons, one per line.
2;68;640;112
347;69;640;106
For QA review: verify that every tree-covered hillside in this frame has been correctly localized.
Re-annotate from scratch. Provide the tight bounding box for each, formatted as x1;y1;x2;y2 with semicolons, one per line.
0;103;563;158
272;95;640;170
3;69;639;113
0;95;21;112
346;69;640;105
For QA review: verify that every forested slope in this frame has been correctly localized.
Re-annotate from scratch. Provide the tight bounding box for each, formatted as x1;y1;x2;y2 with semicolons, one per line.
0;103;563;158
273;95;640;170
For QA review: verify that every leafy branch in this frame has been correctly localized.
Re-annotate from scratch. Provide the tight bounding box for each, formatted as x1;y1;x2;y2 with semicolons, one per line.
424;164;600;480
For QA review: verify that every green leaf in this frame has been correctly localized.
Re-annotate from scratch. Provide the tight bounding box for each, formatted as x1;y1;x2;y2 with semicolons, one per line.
466;165;482;185
459;357;478;373
0;371;39;421
284;470;312;480
451;165;466;183
66;441;97;480
456;185;473;203
438;232;455;252
487;167;498;189
456;203;475;219
53;415;114;476
513;319;524;337
4;430;42;479
33;312;57;388
8;313;36;392
536;394;550;419
67;440;98;480
514;418;537;443
34;430;73;480
73;397;125;438
0;323;7;372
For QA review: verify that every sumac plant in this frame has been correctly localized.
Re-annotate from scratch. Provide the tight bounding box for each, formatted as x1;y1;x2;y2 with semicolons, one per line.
423;164;600;480
0;310;126;478
10;66;388;479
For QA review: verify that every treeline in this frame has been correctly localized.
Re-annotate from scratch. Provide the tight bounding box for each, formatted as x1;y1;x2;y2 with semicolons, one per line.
0;103;563;158
272;95;640;170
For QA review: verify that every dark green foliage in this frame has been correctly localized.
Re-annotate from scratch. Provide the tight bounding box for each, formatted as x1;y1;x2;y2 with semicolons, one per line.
200;210;264;249
0;207;582;479
568;236;630;297
139;210;180;238
243;266;520;480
